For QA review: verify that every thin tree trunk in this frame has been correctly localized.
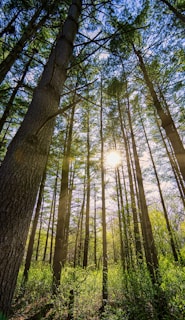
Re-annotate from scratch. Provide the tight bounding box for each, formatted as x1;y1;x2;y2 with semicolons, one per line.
43;201;53;262
117;99;143;260
139;112;181;263
0;10;20;37
115;172;125;270
77;182;86;266
110;218;117;263
94;185;97;268
133;45;185;181
154;113;185;206
83;107;91;268
0;51;36;134
159;0;185;23
52;100;76;290
127;104;159;284
22;166;47;283
35;203;44;261
117;168;130;269
0;4;49;84
0;1;82;315
49;166;59;265
100;78;108;310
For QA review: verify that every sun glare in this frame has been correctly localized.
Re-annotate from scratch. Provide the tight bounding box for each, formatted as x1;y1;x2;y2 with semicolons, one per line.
105;150;122;168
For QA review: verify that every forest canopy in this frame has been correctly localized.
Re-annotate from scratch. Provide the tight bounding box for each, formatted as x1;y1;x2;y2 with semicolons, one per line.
0;0;185;319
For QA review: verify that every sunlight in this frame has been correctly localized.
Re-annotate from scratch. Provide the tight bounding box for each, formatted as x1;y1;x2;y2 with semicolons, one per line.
105;150;122;168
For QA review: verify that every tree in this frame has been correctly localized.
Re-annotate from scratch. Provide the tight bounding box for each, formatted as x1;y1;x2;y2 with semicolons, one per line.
0;1;82;315
133;45;185;182
0;1;60;85
52;99;76;290
159;0;185;23
100;78;108;311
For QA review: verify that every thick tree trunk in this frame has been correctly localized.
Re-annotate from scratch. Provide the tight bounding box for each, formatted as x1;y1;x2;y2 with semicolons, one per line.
0;1;82;315
133;46;185;181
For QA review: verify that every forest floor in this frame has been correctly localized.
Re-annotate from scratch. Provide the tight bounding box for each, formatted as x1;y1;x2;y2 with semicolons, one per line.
8;260;185;320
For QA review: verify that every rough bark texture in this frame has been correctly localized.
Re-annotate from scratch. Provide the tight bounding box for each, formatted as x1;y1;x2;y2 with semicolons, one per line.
0;0;82;315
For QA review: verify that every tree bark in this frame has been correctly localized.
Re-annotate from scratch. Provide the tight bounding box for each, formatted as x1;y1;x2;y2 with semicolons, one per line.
127;104;159;284
140;113;181;263
22;166;47;283
133;46;185;181
52;101;76;290
0;1;82;315
117;99;143;260
83;106;91;268
100;78;108;310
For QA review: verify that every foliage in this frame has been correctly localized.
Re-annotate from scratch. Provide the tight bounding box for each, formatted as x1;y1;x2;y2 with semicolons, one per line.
10;260;185;319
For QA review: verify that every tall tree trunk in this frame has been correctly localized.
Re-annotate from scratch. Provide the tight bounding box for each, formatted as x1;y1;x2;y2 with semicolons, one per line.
52;101;76;290
22;166;47;283
0;51;36;134
0;1;82;315
43;201;53;262
35;203;44;261
133;45;185;181
154;113;185;206
100;78;108;310
117;99;143;260
127;104;159;284
115;172;125;270
140;112;181;263
83;107;91;268
93;185;97;268
159;0;185;23
116;168;130;269
77;181;86;266
49;165;59;265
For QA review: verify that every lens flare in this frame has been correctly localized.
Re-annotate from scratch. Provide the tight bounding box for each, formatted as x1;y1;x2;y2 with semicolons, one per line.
105;150;122;168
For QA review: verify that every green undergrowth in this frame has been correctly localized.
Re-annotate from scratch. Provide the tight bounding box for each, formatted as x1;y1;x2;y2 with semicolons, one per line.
11;259;185;319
